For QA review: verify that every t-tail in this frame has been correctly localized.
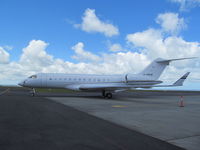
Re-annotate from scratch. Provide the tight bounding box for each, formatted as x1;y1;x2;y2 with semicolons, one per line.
138;57;196;80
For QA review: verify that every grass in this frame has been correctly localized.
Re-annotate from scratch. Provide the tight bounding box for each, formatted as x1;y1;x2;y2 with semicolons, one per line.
35;88;76;93
0;86;75;93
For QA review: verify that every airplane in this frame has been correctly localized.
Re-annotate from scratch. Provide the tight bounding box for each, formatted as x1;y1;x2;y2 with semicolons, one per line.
18;57;194;98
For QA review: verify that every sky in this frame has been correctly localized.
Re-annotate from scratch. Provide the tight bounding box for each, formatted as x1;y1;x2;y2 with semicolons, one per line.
0;0;200;90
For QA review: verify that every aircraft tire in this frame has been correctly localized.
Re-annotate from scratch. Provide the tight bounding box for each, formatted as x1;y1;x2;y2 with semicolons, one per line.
106;93;112;99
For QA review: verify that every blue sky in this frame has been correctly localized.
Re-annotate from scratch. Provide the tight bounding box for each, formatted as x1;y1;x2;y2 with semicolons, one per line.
0;0;200;90
1;0;199;61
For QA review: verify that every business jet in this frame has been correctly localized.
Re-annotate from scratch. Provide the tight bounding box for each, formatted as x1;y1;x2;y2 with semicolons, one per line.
18;57;194;98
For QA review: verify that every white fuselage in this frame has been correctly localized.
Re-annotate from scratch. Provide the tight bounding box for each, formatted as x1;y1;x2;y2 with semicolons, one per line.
19;73;162;91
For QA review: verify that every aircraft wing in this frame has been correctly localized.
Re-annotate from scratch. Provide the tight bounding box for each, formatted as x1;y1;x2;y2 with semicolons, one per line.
78;83;129;91
65;83;131;92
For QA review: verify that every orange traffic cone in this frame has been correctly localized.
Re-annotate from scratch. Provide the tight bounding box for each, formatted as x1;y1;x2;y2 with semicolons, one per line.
179;96;184;107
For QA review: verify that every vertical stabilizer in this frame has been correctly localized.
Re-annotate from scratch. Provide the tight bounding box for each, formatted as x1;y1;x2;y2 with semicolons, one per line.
138;58;168;80
138;57;195;80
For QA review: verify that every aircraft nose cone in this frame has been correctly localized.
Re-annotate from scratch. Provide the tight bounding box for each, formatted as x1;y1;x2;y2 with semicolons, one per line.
18;81;24;86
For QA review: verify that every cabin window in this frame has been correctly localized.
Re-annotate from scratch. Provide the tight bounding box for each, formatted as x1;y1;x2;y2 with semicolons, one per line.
69;78;71;81
97;79;100;82
49;78;52;80
88;78;91;82
79;78;81;81
74;78;76;81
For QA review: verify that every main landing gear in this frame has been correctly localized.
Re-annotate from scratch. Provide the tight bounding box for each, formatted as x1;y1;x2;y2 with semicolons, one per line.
102;90;112;99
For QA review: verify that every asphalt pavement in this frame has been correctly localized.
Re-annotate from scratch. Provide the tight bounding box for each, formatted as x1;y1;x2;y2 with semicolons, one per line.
0;91;185;150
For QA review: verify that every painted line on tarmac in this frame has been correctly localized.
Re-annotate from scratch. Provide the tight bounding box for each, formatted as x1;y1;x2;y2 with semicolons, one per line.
112;105;127;108
0;88;10;96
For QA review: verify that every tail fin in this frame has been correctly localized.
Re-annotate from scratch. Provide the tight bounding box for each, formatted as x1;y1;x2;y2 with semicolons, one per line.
138;57;195;80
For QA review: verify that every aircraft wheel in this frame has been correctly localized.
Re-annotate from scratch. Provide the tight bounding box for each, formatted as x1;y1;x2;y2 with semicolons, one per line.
106;93;112;99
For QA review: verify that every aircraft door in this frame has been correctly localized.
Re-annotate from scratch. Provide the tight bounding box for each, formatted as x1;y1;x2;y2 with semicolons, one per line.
41;74;47;88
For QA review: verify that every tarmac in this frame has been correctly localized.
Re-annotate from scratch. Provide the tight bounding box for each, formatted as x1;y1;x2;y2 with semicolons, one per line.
0;87;200;150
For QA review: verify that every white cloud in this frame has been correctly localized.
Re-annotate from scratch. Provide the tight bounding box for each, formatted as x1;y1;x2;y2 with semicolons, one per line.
156;12;186;34
0;47;10;64
0;36;199;86
0;40;150;84
126;17;200;81
127;12;199;64
100;52;149;74
75;8;119;37
127;28;163;55
3;45;13;51
17;40;58;75
170;0;200;11
126;12;200;82
109;43;125;52
20;40;53;68
127;29;200;64
71;42;100;62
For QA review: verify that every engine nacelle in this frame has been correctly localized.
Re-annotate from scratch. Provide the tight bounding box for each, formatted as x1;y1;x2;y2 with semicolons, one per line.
124;74;137;83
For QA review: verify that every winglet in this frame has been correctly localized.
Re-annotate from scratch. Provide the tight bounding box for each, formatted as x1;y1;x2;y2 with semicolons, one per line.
173;72;190;86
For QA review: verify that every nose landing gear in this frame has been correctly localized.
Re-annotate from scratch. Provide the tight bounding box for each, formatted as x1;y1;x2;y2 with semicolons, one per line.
30;88;36;96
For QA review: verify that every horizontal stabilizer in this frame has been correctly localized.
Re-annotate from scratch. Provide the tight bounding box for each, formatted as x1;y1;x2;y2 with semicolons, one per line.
173;72;190;86
156;57;197;63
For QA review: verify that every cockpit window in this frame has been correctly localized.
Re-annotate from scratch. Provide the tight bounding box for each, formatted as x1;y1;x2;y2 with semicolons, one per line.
29;75;37;79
